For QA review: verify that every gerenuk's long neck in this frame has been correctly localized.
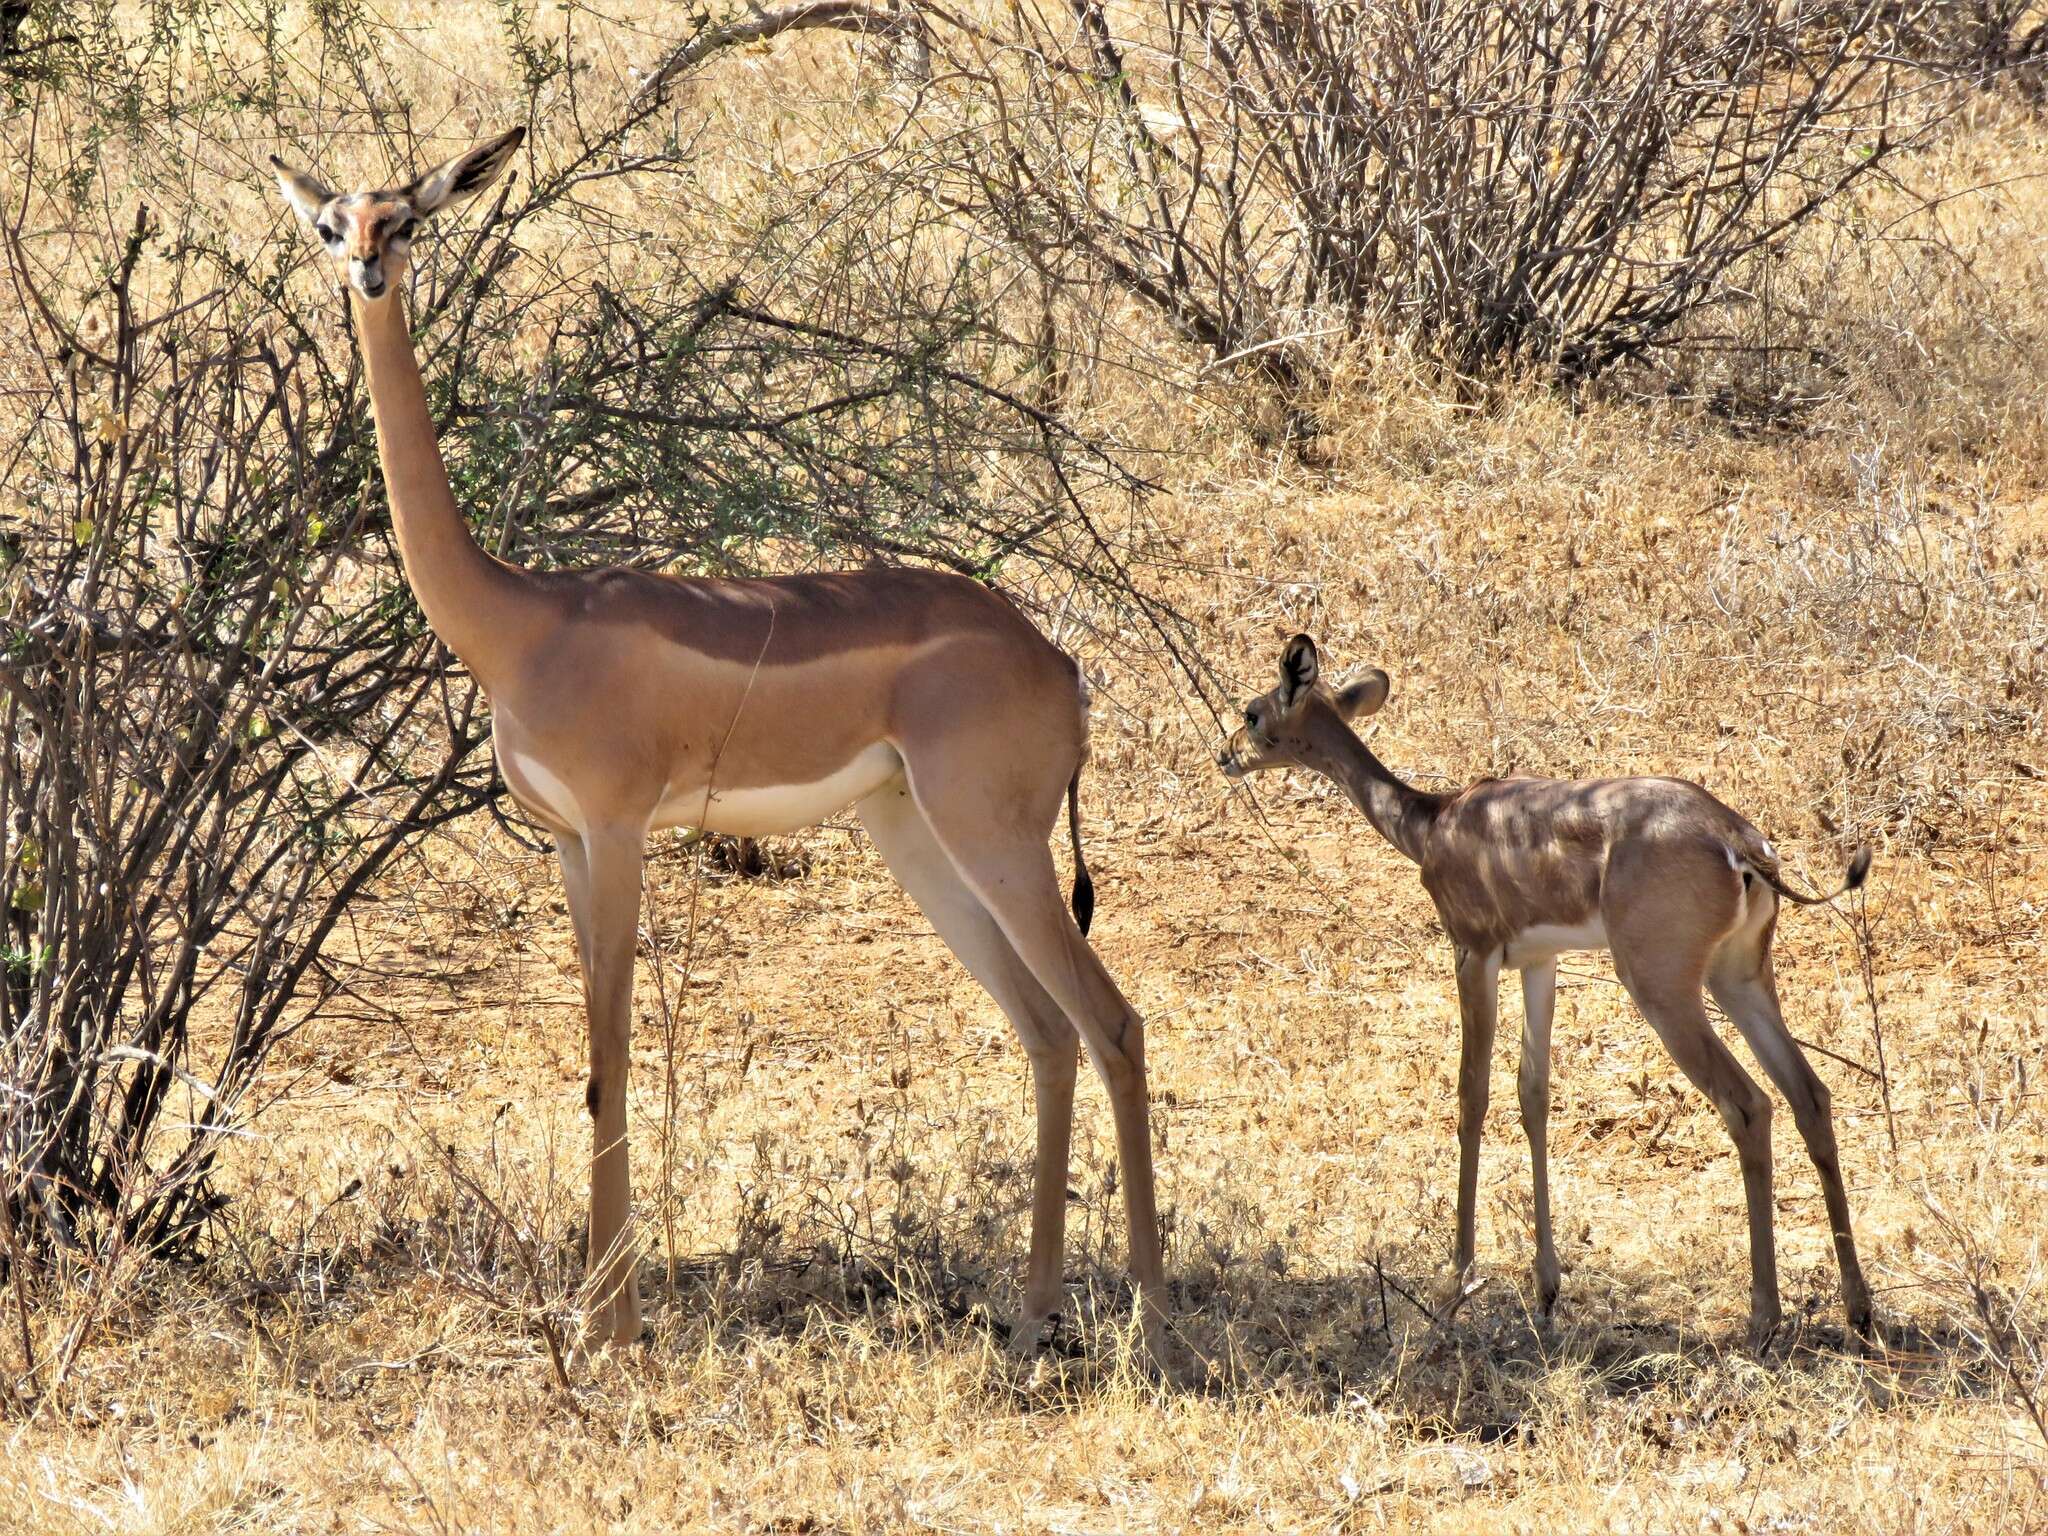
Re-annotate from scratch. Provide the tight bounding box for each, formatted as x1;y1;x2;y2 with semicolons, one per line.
1303;710;1443;866
351;290;542;693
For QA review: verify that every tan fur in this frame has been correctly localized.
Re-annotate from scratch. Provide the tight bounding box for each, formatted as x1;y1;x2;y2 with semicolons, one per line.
273;134;1170;1367
1219;634;1874;1348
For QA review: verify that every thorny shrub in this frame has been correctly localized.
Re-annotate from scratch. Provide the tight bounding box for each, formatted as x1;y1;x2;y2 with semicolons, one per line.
920;0;1963;398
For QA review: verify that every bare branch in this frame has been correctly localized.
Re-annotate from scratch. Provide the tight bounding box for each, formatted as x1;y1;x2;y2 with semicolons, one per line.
630;0;927;113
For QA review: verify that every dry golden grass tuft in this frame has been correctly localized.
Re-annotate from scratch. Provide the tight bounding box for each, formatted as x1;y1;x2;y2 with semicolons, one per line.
4;8;2047;1534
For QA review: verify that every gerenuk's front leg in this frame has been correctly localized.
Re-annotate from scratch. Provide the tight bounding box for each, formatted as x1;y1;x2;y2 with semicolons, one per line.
1519;958;1561;1318
1452;946;1500;1284
558;826;646;1348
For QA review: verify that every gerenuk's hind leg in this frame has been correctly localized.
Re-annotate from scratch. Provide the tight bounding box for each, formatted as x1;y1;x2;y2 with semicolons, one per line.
859;779;1080;1352
1608;845;1782;1349
901;764;1171;1373
1710;930;1874;1338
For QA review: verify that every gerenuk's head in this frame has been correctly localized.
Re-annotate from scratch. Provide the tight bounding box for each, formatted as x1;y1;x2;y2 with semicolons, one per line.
1217;633;1391;780
270;127;525;302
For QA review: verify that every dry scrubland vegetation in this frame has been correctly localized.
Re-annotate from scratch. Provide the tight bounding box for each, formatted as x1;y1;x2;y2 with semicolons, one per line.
2;1;2048;1530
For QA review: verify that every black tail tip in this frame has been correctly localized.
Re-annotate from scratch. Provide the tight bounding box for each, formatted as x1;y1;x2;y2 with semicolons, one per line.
1071;871;1095;937
1847;845;1872;889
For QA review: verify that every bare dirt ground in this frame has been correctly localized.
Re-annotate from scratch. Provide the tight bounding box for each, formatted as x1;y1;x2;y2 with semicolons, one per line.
6;15;2048;1536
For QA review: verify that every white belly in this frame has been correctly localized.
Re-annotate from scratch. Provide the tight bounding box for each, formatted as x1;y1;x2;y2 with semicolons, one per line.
654;740;903;836
1503;916;1609;968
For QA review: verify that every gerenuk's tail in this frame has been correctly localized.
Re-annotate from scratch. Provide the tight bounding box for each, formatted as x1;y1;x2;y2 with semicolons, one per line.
1067;767;1095;936
1755;844;1873;906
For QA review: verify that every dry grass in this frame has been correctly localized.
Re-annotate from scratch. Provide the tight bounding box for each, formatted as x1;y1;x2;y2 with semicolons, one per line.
5;6;2048;1533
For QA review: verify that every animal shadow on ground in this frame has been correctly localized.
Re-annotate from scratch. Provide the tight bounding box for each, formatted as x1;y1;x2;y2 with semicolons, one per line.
251;1142;2017;1441
584;1222;2006;1437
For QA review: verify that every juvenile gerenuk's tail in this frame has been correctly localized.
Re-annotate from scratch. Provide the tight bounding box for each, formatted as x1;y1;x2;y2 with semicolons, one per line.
1756;844;1873;906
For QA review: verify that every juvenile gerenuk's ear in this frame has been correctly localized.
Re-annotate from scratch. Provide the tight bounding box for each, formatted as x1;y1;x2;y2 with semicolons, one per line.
270;154;336;231
406;127;527;216
1276;633;1319;708
1334;668;1391;721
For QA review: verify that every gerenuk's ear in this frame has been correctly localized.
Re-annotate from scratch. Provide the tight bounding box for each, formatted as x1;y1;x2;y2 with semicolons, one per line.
269;154;335;231
1334;668;1391;722
406;127;526;216
1276;633;1319;708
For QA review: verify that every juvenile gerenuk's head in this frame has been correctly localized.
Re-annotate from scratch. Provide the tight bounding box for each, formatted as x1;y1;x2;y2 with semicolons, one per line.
1217;634;1392;780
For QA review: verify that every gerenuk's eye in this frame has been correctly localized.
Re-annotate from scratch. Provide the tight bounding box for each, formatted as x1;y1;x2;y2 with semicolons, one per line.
315;222;339;246
1245;706;1262;732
